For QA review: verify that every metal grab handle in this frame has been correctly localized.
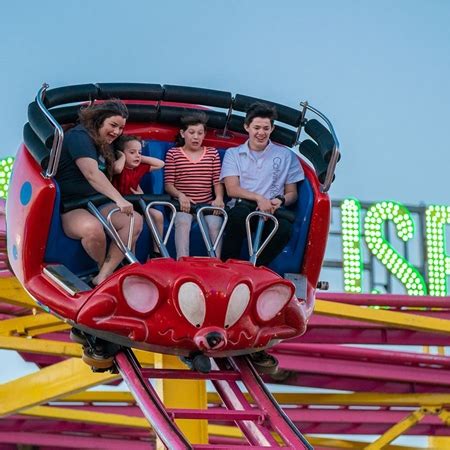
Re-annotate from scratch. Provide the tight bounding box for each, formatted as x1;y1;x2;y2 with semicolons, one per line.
196;206;228;257
299;101;340;193
245;211;279;265
139;199;176;258
87;202;138;264
36;83;65;179
106;208;135;251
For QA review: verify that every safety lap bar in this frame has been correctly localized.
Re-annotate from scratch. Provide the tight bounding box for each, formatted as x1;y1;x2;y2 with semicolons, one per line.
196;206;228;257
246;211;279;266
139;199;176;258
87;202;138;264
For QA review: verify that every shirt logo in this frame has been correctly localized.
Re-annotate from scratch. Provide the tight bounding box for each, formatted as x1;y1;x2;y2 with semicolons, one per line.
269;157;282;198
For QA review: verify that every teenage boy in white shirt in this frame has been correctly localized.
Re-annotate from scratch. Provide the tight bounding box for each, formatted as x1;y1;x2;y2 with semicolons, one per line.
220;102;304;373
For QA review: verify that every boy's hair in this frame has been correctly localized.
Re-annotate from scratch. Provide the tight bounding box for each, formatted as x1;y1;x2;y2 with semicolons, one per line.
175;112;208;147
114;135;143;152
244;102;278;126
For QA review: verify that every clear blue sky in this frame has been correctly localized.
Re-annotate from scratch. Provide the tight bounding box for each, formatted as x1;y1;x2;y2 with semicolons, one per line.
0;2;448;445
1;0;450;205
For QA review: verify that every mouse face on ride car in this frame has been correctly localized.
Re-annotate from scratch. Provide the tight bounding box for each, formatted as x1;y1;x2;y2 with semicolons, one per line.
76;257;310;356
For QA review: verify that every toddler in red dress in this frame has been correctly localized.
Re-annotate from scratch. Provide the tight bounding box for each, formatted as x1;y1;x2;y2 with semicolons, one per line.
113;135;165;257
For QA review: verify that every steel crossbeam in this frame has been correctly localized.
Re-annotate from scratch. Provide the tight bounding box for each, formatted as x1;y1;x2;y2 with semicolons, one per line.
315;299;450;334
0;358;118;416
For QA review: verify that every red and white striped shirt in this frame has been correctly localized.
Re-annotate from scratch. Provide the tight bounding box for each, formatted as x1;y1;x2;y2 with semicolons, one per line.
164;146;221;203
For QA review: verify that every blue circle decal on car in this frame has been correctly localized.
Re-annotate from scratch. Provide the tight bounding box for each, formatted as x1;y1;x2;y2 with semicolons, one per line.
20;182;32;205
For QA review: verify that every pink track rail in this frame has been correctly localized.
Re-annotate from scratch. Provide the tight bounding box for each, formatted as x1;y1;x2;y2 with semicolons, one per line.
115;349;312;449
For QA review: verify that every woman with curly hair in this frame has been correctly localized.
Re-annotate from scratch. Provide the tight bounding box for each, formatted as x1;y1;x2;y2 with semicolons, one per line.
55;100;143;285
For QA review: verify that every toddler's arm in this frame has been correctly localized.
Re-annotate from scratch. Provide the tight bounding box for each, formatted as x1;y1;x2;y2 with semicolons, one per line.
113;151;126;174
141;155;165;171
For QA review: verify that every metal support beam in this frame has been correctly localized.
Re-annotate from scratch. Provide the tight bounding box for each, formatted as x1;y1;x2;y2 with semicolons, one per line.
308;436;421;449
154;353;208;446
0;313;68;336
0;358;119;416
364;408;427;449
0;277;37;309
0;335;81;357
315;299;450;334
61;391;450;408
22;405;150;429
0;337;154;367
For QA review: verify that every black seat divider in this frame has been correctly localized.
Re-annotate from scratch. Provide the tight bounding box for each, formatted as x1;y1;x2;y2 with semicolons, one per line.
44;84;99;109
50;105;81;124
234;94;302;127
28;101;55;149
96;83;164;101
23;123;50;169
163;85;232;109
126;104;159;123
299;139;333;184
305;119;338;162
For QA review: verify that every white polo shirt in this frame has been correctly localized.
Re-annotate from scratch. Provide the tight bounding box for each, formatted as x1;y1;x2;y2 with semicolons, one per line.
220;140;304;205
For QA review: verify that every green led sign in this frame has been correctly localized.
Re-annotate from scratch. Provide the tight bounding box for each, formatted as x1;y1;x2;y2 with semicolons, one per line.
0;156;14;199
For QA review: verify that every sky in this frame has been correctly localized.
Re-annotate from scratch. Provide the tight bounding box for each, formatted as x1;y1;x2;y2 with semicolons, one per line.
1;0;450;206
1;1;449;446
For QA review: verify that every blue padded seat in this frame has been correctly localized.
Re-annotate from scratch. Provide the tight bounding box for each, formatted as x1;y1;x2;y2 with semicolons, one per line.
44;182;98;276
44;140;314;277
140;141;314;273
44;184;152;276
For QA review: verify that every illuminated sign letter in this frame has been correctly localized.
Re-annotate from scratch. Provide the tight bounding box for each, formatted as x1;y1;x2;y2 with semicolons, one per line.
364;201;427;295
341;198;363;293
425;205;450;296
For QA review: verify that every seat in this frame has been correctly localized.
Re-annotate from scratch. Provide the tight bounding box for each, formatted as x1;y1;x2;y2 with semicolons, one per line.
44;140;314;277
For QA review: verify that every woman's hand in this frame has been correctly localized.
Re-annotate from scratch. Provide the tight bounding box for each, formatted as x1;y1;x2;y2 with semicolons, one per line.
116;198;134;215
178;193;196;213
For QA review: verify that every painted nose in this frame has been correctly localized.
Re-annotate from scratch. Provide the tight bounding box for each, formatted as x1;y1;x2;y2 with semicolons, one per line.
206;331;224;349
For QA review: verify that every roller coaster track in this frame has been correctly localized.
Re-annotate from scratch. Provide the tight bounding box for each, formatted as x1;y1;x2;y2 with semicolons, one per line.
1;201;450;448
115;349;312;449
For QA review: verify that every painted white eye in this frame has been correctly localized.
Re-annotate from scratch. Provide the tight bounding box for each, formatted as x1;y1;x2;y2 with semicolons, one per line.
256;283;292;322
224;283;250;328
122;276;159;313
178;282;206;327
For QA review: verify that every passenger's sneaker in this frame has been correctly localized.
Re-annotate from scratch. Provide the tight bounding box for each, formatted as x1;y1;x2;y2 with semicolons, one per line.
180;353;212;373
249;350;278;375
